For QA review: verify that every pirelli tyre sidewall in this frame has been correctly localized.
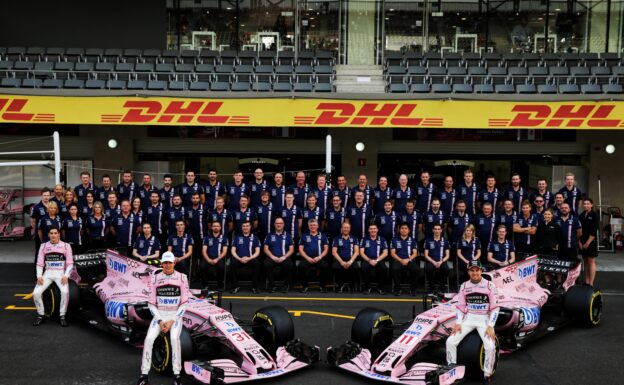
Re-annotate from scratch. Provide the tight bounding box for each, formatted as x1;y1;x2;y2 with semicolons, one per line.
456;330;500;380
152;327;196;374
252;305;295;356
564;285;603;327
351;307;394;358
43;279;80;320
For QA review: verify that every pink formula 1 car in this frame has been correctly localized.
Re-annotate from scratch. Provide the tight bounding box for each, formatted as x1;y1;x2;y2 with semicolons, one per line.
41;249;319;384
327;255;603;383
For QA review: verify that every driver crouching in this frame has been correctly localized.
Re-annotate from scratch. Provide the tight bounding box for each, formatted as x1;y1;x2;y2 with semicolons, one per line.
446;260;499;384
137;251;191;385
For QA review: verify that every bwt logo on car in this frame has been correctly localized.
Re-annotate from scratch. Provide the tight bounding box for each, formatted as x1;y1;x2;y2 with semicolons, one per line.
520;307;540;327
517;264;536;279
227;327;241;333
258;369;284;377
105;301;126;320
191;363;202;374
158;298;180;305
108;258;127;274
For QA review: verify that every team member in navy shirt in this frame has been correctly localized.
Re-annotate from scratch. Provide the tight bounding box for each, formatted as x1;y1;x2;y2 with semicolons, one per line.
487;225;516;268
373;176;393;215
478;175;500;213
51;184;65;207
448;200;472;263
422;198;447;240
360;223;389;294
209;196;231;236
167;219;194;276
80;191;96;222
165;195;186;236
333;175;351;208
263;217;295;293
104;191;120;246
346;190;372;241
390;223;419;296
552;192;565;218
231;195;258;236
130;197;144;228
351;174;373;206
529;178;554;208
187;192;209;277
475;202;499;257
311;174;332;213
579;198;599;286
226;170;248;210
532;196;548;222
513;201;538;255
111;200;141;256
201;221;228;290
439;176;457;217
62;203;84;254
394;174;414;214
423;224;450;293
248;168;269;209
117;170;138;203
96;174;116;203
415;171;438;214
75;171;97;206
159;174;176;211
132;223;161;263
505;173;527;212
376;200;399;243
138;173;158;209
400;199;421;240
281;192;302;242
558;173;582;214
290;171;310;209
332;222;360;293
556;202;582;263
302;194;324;234
325;195;346;240
256;191;275;241
230;221;261;294
31;188;51;257
456;225;481;282
499;199;518;242
38;201;62;244
178;170;205;208
458;169;479;215
204;169;225;211
144;191;165;248
86;201;108;250
298;219;330;293
269;172;287;211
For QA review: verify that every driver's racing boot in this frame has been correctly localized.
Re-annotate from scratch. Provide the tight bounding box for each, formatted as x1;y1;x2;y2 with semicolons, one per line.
173;374;182;385
136;374;149;385
32;315;45;326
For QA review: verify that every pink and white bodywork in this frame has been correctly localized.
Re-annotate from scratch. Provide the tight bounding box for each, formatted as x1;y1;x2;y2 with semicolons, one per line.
86;250;318;384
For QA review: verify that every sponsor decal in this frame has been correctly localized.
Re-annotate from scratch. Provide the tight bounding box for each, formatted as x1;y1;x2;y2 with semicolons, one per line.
519;306;540;328
108;258;127;274
257;369;284;377
157;285;181;296
215;313;233;322
517;264;536;279
364;371;390;380
414;317;433;325
105;301;126;320
502;276;515;284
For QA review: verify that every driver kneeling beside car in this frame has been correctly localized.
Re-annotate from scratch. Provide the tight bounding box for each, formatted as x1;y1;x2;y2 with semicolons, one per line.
446;260;499;384
138;251;191;385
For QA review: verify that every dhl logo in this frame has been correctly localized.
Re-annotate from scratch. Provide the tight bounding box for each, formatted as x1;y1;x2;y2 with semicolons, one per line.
0;98;55;122
489;104;624;128
101;101;250;125
294;103;443;126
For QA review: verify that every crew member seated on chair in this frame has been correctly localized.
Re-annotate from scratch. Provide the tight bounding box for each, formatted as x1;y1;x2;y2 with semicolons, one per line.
263;217;295;293
390;223;419;296
230;221;261;294
423;223;450;294
331;222;360;293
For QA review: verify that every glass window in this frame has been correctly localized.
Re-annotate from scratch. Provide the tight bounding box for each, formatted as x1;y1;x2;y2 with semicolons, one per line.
384;1;425;52
298;0;340;53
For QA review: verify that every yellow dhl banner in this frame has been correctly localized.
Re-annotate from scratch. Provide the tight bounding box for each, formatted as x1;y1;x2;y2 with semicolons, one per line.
1;95;624;129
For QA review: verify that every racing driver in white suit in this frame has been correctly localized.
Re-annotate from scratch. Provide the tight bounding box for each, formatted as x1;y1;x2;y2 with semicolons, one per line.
137;251;190;385
446;260;499;384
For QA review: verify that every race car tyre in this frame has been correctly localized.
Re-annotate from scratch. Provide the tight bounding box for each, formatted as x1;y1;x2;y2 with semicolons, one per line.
564;285;603;327
152;327;196;374
351;307;394;358
456;330;500;380
43;279;80;320
252;305;295;355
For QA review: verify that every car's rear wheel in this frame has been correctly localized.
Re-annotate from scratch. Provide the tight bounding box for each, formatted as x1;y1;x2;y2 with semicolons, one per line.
564;285;603;327
43;280;80;320
351;307;394;358
152;327;196;374
252;305;295;355
456;330;500;380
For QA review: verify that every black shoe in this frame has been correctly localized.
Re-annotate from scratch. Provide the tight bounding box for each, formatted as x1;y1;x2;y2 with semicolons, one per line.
173;374;182;385
59;316;68;327
319;286;327;293
271;286;278;293
251;288;259;294
300;287;308;294
483;376;492;385
32;315;45;327
281;285;289;293
231;286;241;294
136;375;149;385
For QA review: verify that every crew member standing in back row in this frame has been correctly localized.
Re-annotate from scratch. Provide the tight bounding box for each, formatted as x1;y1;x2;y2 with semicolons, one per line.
579;198;598;286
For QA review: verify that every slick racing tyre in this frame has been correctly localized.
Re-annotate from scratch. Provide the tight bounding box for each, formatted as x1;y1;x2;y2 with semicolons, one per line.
351;307;394;358
456;330;500;380
43;279;80;320
252;306;295;355
152;327;196;374
564;285;603;327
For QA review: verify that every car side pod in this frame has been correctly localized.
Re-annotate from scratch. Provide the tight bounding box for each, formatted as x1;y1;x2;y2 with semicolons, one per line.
327;342;465;385
184;339;320;384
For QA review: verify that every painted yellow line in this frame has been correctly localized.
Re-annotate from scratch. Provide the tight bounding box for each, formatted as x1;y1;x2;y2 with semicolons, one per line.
15;293;33;300
222;295;423;303
5;305;37;310
288;310;355;320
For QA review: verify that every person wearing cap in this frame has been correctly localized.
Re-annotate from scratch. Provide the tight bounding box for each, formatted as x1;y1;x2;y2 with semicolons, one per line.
446;260;499;384
137;251;190;385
